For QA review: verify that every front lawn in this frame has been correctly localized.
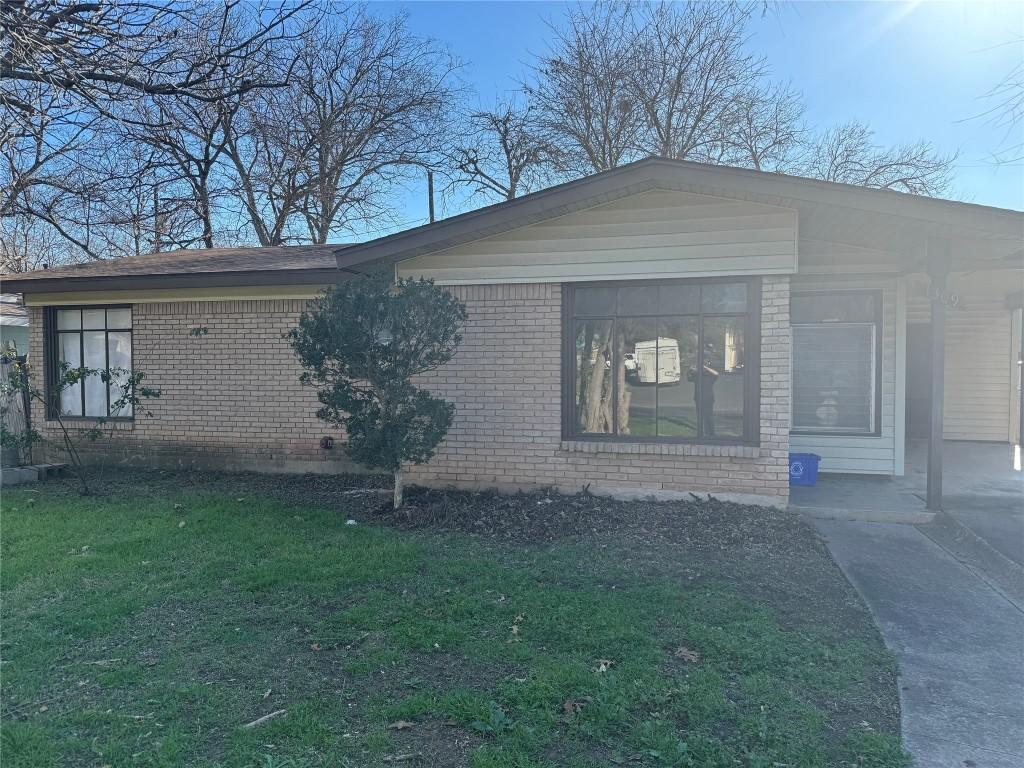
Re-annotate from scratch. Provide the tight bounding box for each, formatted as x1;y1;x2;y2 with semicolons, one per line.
1;471;906;767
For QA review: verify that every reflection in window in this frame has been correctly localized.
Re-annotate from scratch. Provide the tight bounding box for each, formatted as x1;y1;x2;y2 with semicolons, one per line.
701;317;746;438
574;320;613;433
657;318;699;438
566;281;755;442
618;319;657;435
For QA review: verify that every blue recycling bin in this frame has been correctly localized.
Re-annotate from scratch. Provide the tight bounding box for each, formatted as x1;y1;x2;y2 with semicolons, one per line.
789;453;821;486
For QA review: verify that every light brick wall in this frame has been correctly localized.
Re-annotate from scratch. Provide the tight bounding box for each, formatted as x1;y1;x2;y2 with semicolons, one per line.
27;300;359;473
407;277;791;503
26;277;791;500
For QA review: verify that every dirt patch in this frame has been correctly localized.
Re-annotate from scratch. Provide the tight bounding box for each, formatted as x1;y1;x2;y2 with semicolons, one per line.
384;719;482;767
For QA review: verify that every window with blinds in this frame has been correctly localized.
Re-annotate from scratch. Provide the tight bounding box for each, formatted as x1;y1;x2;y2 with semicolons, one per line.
791;291;880;435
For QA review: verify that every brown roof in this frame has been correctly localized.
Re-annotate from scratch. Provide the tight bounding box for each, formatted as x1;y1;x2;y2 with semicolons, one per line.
5;244;349;281
1;244;353;293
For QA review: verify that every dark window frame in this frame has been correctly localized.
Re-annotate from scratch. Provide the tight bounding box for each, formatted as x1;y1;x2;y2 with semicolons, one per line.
561;277;762;446
43;305;134;422
790;289;883;437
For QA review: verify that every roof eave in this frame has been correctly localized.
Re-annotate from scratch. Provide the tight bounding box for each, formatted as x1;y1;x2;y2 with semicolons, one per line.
2;267;346;295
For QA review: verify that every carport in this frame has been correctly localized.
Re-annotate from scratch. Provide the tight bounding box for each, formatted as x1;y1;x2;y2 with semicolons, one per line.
790;440;1022;521
787;188;1023;514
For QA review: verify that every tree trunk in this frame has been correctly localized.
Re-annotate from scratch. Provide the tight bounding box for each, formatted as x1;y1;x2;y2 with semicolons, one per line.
393;466;403;510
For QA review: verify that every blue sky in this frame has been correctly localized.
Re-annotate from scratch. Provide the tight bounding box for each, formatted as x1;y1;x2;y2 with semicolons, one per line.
375;0;1023;227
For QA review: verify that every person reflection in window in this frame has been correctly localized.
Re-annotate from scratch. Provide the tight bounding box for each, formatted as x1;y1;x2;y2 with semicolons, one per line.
688;341;720;437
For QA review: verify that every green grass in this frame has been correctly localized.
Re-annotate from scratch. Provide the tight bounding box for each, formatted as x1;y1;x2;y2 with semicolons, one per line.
1;482;907;767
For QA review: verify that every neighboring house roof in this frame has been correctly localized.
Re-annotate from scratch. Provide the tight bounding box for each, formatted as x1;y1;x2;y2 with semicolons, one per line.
4;157;1022;295
0;294;29;327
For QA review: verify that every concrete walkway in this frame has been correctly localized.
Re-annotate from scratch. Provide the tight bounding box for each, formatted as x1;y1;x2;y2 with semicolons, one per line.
791;441;1024;524
814;518;1024;767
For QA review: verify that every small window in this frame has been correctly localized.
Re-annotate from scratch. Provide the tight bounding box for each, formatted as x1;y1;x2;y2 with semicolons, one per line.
791;291;881;435
564;279;759;444
46;307;133;419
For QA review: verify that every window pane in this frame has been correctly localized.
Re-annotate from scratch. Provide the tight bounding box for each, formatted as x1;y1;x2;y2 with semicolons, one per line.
792;293;875;324
618;285;658;316
83;331;106;416
701;317;747;438
793;325;874;432
657;284;700;315
106;308;132;329
657;317;699;437
574;320;614;434
58;332;82;416
82;308;106;329
617;319;657;436
57;310;81;330
573;287;616;317
108;331;132;417
702;283;747;313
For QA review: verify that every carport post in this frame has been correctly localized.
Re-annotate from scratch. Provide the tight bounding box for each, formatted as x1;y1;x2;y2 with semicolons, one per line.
926;240;951;511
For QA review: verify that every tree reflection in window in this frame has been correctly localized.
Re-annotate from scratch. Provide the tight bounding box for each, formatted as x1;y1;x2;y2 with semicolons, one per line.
568;281;754;442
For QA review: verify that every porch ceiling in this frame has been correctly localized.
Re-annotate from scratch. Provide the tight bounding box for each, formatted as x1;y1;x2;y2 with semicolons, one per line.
795;201;1023;274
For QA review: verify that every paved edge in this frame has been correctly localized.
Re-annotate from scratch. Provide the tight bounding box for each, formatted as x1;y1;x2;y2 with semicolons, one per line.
793;505;936;525
915;512;1024;613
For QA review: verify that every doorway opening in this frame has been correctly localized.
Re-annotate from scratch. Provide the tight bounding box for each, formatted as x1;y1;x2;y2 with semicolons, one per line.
906;322;932;440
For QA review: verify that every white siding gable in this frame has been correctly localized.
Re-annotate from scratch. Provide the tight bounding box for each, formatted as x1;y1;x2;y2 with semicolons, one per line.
397;190;798;284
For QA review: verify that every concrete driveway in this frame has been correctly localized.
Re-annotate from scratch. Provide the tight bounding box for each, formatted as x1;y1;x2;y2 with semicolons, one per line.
809;445;1024;767
798;442;1024;765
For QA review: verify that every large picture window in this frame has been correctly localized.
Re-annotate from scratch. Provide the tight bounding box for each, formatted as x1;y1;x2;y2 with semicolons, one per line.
563;279;760;444
791;291;881;435
46;307;133;419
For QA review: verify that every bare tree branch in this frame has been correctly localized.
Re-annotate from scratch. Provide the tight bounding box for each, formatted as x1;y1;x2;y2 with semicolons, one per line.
286;9;458;243
525;2;643;173
1;1;315;111
448;99;557;201
803;121;954;196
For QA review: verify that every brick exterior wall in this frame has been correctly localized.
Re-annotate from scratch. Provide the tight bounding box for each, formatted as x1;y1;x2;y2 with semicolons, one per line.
27;277;791;502
27;300;360;474
406;277;791;504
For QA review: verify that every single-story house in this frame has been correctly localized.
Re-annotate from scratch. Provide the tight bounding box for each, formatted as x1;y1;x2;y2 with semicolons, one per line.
3;158;1022;509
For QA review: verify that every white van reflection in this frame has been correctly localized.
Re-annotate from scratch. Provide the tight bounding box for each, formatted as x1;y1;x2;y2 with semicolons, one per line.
627;338;681;384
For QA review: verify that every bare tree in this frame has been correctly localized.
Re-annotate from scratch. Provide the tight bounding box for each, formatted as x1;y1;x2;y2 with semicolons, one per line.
286;10;457;244
0;212;75;272
804;121;954;195
965;35;1024;165
222;84;315;246
1;1;316;260
527;2;951;197
450;99;557;201
630;2;764;161
526;2;642;174
715;82;806;172
123;2;307;250
0;83;115;258
1;91;189;264
0;1;313;115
